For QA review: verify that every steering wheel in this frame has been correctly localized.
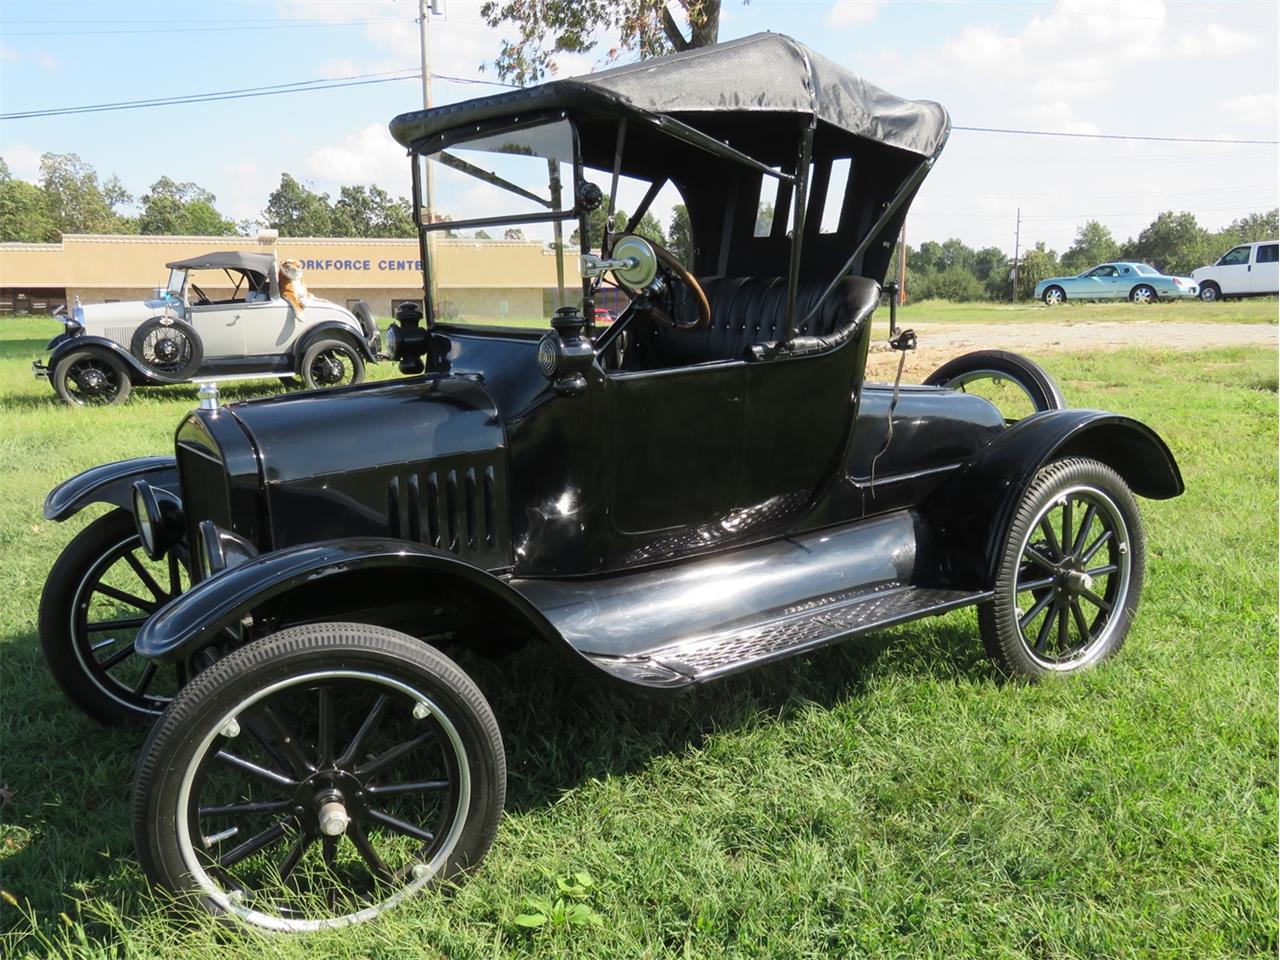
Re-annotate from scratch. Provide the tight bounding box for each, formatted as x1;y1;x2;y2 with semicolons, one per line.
609;234;711;332
189;283;211;305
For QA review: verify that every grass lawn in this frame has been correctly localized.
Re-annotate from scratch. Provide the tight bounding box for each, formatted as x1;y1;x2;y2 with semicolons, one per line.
898;296;1278;325
0;316;1276;957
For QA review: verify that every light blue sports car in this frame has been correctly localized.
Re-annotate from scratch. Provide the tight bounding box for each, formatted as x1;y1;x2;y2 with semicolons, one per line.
1035;262;1198;305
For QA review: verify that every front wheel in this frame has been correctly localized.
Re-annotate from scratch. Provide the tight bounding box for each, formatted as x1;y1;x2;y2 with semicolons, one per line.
978;458;1145;680
52;349;132;406
1041;285;1065;306
132;623;506;932
1199;282;1220;302
923;349;1065;421
1129;284;1156;304
300;338;366;390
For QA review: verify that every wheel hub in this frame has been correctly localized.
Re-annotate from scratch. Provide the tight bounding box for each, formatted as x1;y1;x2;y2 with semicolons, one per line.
294;770;367;836
155;337;179;362
77;368;107;393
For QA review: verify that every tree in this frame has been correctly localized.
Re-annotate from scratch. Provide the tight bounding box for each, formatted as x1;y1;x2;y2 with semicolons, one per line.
138;176;236;235
39;152;131;234
263;174;334;237
481;0;724;85
668;203;692;266
1217;208;1278;245
474;229;492;239
331;184;416;238
503;227;526;240
1121;210;1211;275
1062;220;1119;272
0;159;58;242
1017;242;1061;300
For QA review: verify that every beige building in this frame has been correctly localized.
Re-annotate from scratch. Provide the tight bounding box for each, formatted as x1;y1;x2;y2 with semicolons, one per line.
0;233;576;320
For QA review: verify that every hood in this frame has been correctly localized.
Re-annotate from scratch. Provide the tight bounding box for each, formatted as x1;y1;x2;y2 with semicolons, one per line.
81;297;175;324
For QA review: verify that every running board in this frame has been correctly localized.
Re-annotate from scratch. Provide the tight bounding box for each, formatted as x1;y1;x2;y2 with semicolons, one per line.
584;583;985;687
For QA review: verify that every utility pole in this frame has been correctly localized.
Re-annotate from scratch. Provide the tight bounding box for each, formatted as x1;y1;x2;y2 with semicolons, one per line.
897;219;907;305
1011;206;1021;302
418;0;440;315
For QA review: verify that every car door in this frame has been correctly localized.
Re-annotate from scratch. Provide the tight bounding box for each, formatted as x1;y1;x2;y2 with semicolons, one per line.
1250;243;1278;294
1214;245;1253;295
237;297;294;356
187;301;246;359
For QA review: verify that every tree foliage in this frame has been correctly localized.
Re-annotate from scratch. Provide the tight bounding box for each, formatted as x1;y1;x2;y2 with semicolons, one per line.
668;203;692;266
1120;210;1212;276
139;176;237;236
480;0;723;85
0;159;59;242
1062;220;1119;272
39;153;132;234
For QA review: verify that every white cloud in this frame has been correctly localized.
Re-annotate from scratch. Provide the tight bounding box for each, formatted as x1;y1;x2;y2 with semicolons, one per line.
1;42;20;63
1218;93;1278;124
305;123;407;188
826;0;884;28
37;54;59;71
1;144;43;182
1175;23;1260;57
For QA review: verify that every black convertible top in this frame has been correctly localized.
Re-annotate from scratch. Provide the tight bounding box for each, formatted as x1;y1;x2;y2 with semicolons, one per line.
165;251;276;275
389;33;949;158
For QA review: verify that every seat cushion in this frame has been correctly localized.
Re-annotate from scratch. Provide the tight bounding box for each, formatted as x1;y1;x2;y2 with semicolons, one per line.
655;275;881;366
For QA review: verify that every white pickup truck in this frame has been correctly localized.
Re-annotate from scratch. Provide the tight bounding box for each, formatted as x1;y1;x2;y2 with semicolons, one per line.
1191;240;1279;301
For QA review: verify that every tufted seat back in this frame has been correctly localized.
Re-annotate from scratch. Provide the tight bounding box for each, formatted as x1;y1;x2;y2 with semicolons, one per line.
655;275;881;366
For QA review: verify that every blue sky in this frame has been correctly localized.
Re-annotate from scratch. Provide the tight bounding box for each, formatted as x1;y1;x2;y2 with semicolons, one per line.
2;0;1277;254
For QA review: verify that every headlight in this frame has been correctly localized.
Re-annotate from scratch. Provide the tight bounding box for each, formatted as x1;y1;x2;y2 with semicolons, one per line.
132;481;182;561
196;520;258;578
383;322;400;359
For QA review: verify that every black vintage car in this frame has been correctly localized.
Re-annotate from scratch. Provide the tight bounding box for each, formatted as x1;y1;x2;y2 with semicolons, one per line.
37;34;1182;932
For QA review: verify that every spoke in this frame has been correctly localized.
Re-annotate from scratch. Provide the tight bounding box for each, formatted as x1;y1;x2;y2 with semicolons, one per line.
218;822;287;869
1070;598;1093;644
257;705;316;778
322;835;338;867
215;749;298;789
346;820;395;883
1080;588;1112;613
1038;516;1063;560
1086;564;1118;577
98;642;137;670
122;551;166;601
354;730;436;780
1057;602;1069;653
278;833;311;881
1081;529;1114;565
1023;545;1057;572
364;807;436;845
1061;499;1073;558
199;799;293;817
168;551;182;595
133;662;158;696
1071;504;1098;556
86;615;148;633
336;695;389;768
1033;601;1057;652
1018;590;1055;632
1016;576;1055;594
94;583;158;613
365;780;450;799
317;687;334;769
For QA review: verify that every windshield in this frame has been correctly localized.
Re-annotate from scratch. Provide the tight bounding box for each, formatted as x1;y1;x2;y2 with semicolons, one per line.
417;119;579;328
165;268;185;297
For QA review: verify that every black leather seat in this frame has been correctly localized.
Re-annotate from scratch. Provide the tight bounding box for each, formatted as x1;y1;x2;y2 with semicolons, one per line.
655;275;881;366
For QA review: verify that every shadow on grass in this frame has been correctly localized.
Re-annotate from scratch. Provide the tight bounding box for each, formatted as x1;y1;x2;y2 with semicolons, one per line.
0;614;994;934
0;378;309;414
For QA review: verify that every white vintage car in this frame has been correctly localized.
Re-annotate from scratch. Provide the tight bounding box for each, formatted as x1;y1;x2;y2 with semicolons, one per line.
34;251;381;406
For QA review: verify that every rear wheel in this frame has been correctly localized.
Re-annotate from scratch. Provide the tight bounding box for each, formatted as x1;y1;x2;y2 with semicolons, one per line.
923;349;1065;421
38;509;189;724
978;458;1144;679
132;623;505;932
53;349;132;406
1129;284;1156;304
300;339;365;390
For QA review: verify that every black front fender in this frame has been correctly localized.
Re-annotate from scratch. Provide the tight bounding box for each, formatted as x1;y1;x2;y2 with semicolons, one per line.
47;336;181;385
928;409;1183;587
134;537;572;665
44;456;179;522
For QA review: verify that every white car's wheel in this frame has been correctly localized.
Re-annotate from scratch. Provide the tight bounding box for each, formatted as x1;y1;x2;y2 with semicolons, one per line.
1199;282;1220;302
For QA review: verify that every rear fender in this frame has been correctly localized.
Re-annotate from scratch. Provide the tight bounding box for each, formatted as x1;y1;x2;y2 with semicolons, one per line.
294;321;377;363
44;456;179;522
48;336;177;385
928;409;1183;587
133;537;584;668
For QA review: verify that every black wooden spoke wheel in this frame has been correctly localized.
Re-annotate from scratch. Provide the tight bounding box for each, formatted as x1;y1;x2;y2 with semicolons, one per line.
300;339;365;390
38;510;190;725
131;318;203;379
53;350;132;406
924;350;1065;422
133;623;505;932
979;458;1145;679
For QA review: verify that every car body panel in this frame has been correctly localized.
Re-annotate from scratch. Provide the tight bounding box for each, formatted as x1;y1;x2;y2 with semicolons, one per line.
1191;240;1279;297
43;455;180;521
1034;261;1198;302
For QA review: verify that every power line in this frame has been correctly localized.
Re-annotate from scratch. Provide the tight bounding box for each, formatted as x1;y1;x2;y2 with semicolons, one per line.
2;18;416;37
952;125;1278;145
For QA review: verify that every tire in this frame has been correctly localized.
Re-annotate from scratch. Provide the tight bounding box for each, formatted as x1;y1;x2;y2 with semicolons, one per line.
1199;282;1220;303
38;509;188;725
132;622;506;932
131;317;204;379
923;349;1066;419
1041;285;1066;306
52;349;133;406
299;337;366;389
1129;284;1156;304
351;301;377;339
978;458;1145;680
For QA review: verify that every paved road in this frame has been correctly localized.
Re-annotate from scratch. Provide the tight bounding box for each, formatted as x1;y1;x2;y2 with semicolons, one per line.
865;321;1277;378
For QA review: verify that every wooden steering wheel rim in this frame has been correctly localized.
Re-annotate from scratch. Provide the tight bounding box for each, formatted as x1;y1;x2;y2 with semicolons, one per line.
610;233;711;332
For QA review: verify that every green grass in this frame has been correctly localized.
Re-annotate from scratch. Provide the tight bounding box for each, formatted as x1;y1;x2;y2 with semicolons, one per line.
898;296;1278;324
0;317;1276;957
